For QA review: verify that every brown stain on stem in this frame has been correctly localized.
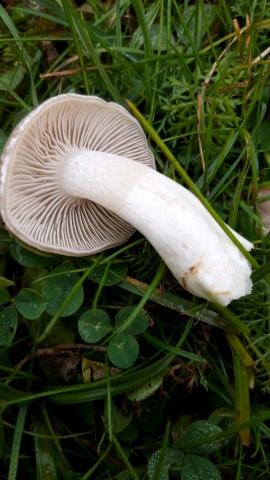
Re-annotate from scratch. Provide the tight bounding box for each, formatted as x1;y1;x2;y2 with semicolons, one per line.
181;263;200;289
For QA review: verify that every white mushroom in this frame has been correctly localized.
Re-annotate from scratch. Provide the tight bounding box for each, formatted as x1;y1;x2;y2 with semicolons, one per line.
257;187;270;234
0;94;253;306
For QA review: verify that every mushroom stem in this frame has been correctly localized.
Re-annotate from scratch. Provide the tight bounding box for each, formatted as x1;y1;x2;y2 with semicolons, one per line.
60;151;252;306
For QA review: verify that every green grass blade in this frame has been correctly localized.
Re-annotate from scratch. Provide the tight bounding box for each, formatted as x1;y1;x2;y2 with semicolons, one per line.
61;0;90;94
112;433;140;480
7;405;28;480
0;5;38;106
227;333;251;447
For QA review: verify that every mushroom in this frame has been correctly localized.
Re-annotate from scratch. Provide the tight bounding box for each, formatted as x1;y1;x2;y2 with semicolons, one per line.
257;187;270;234
0;94;253;306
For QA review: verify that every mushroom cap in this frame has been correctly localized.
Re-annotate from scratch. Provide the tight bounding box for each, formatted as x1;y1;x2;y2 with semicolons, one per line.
0;94;155;256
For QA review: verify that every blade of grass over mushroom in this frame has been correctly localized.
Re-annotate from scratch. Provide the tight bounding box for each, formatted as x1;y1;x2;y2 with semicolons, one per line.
35;254;104;345
126;100;258;270
100;238;146;263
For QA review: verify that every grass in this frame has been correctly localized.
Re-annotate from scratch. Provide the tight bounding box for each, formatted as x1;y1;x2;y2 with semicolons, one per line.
0;0;270;478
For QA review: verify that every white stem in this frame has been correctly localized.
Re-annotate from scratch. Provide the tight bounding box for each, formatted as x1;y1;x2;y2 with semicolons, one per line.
59;151;253;306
